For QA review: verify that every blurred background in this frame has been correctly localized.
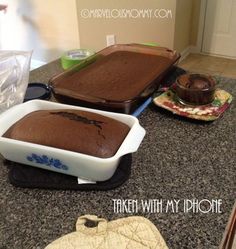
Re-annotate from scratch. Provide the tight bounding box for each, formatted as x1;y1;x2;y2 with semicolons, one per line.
0;0;235;78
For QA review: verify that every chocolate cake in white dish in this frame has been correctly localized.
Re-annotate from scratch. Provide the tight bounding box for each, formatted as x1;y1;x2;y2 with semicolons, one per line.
3;110;130;158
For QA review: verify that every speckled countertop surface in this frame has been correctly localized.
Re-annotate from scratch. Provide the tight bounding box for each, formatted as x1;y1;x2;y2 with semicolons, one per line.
0;61;235;249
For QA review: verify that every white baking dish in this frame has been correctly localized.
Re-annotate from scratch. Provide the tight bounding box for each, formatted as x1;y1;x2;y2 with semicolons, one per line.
0;100;145;181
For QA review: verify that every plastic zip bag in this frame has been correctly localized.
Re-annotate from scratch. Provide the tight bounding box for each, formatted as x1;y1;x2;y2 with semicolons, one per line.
0;50;32;113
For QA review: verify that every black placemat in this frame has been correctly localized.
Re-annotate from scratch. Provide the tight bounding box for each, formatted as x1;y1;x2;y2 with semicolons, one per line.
5;154;132;190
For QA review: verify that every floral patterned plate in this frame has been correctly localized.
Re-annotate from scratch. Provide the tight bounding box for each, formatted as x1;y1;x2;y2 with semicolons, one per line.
153;88;233;121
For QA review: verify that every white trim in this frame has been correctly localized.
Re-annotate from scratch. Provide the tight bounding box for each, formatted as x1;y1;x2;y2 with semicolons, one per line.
179;46;191;62
195;0;207;53
200;52;236;60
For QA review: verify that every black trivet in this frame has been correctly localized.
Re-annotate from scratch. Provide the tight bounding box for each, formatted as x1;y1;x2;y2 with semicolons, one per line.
5;154;132;190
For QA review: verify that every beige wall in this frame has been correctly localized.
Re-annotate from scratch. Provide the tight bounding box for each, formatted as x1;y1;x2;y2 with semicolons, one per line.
0;0;202;63
77;0;202;54
0;0;80;63
174;0;193;53
76;0;176;52
174;0;202;53
191;0;201;46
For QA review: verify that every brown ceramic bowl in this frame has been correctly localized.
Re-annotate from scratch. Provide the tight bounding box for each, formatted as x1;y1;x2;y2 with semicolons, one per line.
175;74;216;105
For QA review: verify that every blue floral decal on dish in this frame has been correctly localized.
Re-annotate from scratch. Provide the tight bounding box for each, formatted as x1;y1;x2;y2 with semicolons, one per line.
26;154;68;171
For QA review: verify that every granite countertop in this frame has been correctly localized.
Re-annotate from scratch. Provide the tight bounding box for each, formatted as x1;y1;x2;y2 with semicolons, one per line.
0;61;235;249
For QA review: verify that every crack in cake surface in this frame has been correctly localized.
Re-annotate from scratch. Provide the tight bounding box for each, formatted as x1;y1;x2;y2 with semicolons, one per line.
50;111;104;130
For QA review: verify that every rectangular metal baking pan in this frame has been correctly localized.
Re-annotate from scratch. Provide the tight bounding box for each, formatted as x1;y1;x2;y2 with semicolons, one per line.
49;44;180;114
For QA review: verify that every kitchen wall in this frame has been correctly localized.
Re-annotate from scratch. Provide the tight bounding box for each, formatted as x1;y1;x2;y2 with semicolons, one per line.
0;0;202;64
173;0;201;53
190;0;201;46
76;0;176;51
174;0;193;53
77;0;202;54
0;0;80;64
